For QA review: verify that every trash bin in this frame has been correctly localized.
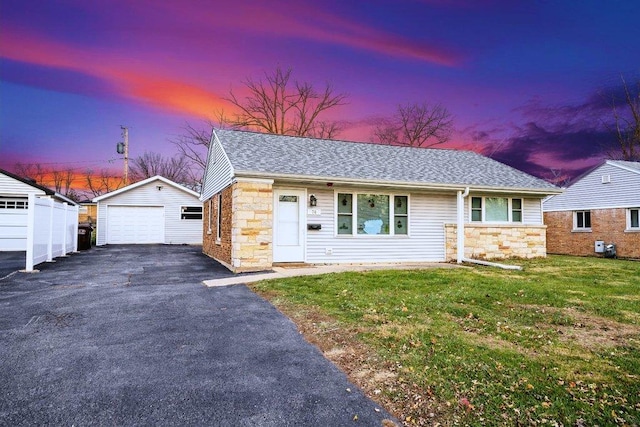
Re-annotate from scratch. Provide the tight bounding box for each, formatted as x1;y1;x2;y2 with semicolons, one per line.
604;243;616;259
77;223;93;250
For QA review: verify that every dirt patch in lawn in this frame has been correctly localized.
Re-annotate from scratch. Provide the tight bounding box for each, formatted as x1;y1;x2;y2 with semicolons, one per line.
256;291;445;426
553;307;640;349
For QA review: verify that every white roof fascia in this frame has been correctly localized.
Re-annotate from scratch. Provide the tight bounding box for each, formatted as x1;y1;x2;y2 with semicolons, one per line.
234;171;562;197
93;175;199;202
544;204;640;212
606;160;640;175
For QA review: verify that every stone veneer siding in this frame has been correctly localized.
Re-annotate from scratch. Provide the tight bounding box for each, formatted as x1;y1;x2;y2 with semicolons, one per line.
445;224;547;261
230;179;273;272
203;180;273;272
544;209;640;258
202;186;232;267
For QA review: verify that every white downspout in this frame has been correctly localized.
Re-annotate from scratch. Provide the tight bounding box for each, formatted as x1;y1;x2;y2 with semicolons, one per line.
456;187;469;264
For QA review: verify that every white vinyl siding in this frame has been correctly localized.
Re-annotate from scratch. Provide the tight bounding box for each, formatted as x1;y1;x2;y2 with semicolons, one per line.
544;162;640;212
96;179;202;245
201;136;234;201
306;188;456;263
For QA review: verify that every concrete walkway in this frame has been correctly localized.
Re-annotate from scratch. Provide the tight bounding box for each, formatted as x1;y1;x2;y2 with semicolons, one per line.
203;261;461;287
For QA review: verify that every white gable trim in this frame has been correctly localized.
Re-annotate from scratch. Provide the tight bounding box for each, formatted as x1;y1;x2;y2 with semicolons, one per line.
93;176;199;202
607;160;640;175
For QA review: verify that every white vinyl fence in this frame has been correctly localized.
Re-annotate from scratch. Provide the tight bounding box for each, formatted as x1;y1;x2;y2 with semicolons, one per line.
25;194;79;271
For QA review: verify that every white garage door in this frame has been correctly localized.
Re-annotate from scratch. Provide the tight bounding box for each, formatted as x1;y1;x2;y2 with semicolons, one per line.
106;206;165;244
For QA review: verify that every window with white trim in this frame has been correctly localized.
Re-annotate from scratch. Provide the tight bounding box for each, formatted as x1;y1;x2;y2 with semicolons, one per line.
181;206;203;220
336;192;408;236
0;198;28;209
628;208;639;230
470;197;523;223
216;193;223;240
574;210;591;230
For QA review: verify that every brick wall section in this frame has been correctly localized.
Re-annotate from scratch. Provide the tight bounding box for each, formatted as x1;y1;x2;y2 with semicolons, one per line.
230;179;273;272
445;224;547;261
202;186;232;267
545;209;640;258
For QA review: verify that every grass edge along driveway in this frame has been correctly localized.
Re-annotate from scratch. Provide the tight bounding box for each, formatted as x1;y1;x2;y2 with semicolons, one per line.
251;255;640;426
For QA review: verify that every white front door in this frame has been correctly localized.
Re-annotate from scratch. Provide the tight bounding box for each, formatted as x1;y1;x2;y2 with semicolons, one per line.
273;190;305;262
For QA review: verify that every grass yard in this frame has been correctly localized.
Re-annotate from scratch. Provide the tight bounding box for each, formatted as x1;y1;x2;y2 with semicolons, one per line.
251;256;640;426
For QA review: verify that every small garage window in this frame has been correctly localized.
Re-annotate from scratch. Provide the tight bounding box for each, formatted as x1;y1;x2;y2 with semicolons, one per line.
181;206;203;220
0;198;28;209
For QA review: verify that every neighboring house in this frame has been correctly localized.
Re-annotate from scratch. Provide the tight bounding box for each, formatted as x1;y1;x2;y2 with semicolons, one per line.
78;200;97;225
93;176;203;245
200;129;561;273
543;160;640;258
1;169;77;252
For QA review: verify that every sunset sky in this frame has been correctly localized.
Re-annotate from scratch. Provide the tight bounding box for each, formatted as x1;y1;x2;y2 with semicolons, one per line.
1;0;638;187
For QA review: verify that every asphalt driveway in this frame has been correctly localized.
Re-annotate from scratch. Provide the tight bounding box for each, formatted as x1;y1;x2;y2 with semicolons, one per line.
0;245;395;426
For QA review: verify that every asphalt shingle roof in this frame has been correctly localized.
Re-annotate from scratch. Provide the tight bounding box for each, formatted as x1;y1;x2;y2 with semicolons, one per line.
215;129;558;191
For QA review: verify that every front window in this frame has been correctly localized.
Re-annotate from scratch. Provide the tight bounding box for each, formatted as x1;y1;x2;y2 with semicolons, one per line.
575;211;591;230
357;194;389;235
470;197;523;222
628;208;639;230
337;192;408;236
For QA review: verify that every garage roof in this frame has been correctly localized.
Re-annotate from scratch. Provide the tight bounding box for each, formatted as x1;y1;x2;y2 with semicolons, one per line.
93;175;199;202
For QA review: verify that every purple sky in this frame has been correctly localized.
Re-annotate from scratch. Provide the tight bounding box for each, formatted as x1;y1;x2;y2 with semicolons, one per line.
1;0;638;186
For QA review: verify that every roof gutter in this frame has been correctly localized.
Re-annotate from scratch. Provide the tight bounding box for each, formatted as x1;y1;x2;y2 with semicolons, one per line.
233;171;562;196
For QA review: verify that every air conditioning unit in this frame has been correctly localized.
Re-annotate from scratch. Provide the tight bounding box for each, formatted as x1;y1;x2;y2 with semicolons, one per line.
595;240;605;253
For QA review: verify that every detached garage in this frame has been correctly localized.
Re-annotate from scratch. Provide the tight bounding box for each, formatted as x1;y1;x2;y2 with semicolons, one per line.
94;176;202;246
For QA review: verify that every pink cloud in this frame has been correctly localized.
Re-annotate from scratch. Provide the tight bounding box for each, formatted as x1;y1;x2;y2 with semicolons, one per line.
0;25;227;118
142;0;462;66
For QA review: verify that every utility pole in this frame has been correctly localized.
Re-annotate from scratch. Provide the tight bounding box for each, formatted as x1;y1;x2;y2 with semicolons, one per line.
117;126;129;185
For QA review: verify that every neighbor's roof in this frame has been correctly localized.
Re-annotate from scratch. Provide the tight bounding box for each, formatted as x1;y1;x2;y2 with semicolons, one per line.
0;168;78;205
93;175;199;202
607;160;640;173
214;129;559;192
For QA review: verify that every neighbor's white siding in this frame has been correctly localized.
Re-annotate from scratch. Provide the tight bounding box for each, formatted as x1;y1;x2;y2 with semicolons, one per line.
303;187;457;263
0;173;47;251
96;179;202;245
201;134;234;201
0;172;47;197
544;162;640;212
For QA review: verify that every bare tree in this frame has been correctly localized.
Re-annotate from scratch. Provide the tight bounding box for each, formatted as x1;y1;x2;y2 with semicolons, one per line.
129;152;195;188
14;162;47;184
50;168;75;195
373;102;454;147
609;76;640;161
224;66;348;137
84;169;125;197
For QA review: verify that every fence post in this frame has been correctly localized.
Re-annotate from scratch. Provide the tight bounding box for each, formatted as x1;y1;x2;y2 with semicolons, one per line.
46;198;54;262
25;193;35;272
61;203;68;256
73;206;79;252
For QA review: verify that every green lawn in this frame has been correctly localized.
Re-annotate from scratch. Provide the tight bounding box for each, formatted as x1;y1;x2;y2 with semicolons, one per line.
252;256;640;426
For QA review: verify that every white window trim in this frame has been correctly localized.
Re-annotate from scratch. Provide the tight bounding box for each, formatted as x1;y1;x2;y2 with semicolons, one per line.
334;191;410;237
626;207;640;232
573;210;592;232
469;196;523;223
180;205;203;220
216;193;222;243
